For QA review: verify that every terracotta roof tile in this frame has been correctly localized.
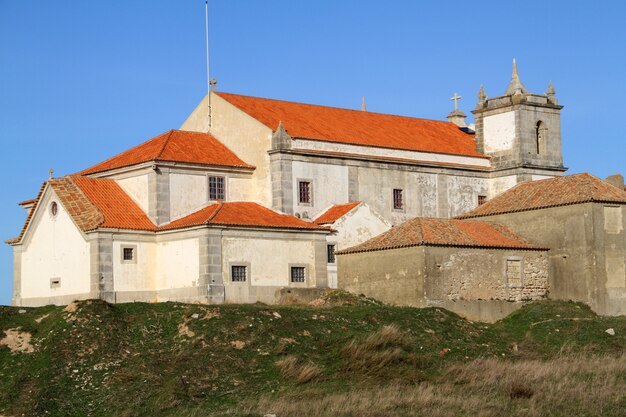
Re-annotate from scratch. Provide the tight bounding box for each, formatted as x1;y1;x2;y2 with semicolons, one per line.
80;130;254;175
161;202;329;231
457;173;626;219
313;202;361;225
217;92;485;158
69;176;155;231
337;217;545;255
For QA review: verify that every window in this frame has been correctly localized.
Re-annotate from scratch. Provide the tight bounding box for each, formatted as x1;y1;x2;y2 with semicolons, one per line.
327;244;336;264
298;181;312;205
123;247;134;261
478;195;487;206
50;277;61;288
535;121;547;154
505;258;523;288
209;176;225;200
50;201;58;217
121;245;137;264
290;266;306;283
231;265;247;282
393;189;403;210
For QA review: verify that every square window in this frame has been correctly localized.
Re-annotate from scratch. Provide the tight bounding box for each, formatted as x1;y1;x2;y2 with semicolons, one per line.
290;266;306;283
209;176;225;200
231;265;247;282
393;189;403;210
298;181;312;204
478;195;487;206
123;247;134;261
327;244;336;264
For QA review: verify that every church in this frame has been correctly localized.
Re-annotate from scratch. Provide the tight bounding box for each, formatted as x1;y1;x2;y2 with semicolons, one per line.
7;61;625;319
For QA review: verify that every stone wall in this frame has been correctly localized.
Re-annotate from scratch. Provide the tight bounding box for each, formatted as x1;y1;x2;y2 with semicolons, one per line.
474;203;626;316
422;247;549;303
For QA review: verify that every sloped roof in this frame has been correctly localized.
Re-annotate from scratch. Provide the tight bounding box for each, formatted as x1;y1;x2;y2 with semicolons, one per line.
336;217;545;255
160;202;329;231
80;130;254;175
6;176;155;245
69;176;156;231
457;173;626;219
217;92;485;159
313;202;361;225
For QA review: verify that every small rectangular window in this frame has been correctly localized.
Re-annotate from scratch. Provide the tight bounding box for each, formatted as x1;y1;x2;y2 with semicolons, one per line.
327;244;336;264
478;195;487;206
290;266;306;283
231;265;247;282
123;247;134;261
298;181;312;204
209;176;225;201
393;189;403;210
50;277;61;288
506;259;523;288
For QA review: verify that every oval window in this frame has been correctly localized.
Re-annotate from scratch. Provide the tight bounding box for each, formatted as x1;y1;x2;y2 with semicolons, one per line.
50;201;58;217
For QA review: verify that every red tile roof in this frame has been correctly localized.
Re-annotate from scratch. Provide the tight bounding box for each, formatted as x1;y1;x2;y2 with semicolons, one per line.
69;176;156;231
337;217;545;255
160;202;329;231
217;92;486;159
457;173;626;219
313;202;361;225
80;130;254;175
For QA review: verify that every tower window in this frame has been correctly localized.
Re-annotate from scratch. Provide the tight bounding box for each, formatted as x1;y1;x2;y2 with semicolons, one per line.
209;176;225;200
478;195;487;206
535;121;547;154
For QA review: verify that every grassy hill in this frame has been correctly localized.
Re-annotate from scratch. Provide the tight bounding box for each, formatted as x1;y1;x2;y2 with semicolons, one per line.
1;293;625;417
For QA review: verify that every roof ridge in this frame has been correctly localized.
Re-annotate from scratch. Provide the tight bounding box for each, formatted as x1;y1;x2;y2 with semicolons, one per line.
155;129;175;160
217;91;467;126
66;176;106;230
205;201;225;224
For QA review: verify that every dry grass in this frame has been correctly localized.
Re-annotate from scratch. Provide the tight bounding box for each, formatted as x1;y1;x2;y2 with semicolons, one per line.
275;355;323;384
244;354;626;417
341;324;417;377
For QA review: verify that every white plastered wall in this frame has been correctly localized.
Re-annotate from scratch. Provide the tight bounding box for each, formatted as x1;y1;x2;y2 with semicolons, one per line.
483;111;516;153
292;161;349;219
169;173;208;220
117;174;149;213
20;189;91;300
293;139;490;167
156;237;200;290
489;175;518;199
325;203;392;288
222;235;315;287
112;240;156;292
180;93;273;207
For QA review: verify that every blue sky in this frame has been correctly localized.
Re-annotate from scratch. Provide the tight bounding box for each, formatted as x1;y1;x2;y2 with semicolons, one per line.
1;1;624;305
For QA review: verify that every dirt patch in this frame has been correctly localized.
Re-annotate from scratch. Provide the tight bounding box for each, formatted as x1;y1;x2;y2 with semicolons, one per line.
177;322;195;338
1;328;35;353
231;340;246;349
64;302;78;313
35;313;50;324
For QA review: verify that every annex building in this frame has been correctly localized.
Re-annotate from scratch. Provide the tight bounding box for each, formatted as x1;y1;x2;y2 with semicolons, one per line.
7;62;625;319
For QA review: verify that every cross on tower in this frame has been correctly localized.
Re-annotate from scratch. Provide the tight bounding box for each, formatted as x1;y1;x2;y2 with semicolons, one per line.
450;92;462;110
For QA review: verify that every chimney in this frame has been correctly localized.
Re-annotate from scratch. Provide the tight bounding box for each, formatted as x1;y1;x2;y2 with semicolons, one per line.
606;174;625;190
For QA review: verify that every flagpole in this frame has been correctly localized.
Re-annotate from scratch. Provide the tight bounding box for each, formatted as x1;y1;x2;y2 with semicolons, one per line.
205;0;212;130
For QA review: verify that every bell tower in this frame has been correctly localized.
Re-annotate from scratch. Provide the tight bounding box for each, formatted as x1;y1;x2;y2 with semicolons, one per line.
473;60;566;183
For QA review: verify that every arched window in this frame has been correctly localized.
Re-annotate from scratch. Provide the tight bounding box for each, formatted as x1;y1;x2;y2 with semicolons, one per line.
535;121;547;154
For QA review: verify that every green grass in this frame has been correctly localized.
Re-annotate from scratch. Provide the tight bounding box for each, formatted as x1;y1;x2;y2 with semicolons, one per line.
0;295;624;417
